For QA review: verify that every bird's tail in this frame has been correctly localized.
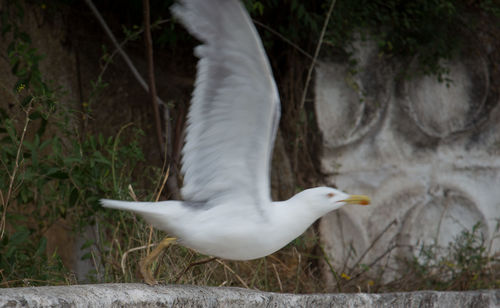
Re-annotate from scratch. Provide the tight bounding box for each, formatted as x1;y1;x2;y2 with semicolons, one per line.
101;199;180;232
100;199;171;215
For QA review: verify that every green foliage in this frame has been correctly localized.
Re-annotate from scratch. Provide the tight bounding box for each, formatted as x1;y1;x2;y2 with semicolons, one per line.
0;226;68;286
244;0;322;44
328;0;464;78
0;1;146;287
405;223;499;290
318;222;500;293
243;0;499;79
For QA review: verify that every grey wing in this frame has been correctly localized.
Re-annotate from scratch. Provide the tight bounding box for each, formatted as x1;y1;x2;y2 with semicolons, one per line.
171;0;281;209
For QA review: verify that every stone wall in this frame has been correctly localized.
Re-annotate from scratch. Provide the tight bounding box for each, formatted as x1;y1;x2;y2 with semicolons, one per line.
0;284;498;307
316;39;500;282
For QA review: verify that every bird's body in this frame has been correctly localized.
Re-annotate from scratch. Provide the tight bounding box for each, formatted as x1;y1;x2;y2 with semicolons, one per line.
101;0;370;283
102;188;358;260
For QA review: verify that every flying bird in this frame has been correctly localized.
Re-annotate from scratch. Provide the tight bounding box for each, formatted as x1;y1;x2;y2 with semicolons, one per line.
101;0;370;285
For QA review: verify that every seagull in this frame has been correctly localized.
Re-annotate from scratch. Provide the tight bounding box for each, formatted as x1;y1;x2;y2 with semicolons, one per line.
101;0;370;285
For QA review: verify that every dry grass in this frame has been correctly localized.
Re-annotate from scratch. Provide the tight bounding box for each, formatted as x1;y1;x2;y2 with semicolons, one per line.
94;206;327;293
93;192;500;293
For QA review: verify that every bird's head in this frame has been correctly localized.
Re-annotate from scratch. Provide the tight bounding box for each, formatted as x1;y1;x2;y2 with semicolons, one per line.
294;186;370;216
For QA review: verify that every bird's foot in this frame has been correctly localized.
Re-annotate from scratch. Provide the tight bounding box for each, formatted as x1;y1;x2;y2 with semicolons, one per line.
139;258;158;286
139;237;177;286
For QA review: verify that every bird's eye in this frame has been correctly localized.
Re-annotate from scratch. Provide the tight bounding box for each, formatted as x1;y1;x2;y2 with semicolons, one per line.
327;192;335;198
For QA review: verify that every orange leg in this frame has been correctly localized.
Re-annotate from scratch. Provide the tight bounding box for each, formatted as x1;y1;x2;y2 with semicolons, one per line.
139;237;177;285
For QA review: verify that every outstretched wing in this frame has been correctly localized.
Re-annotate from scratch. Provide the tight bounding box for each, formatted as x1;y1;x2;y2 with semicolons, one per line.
172;0;280;209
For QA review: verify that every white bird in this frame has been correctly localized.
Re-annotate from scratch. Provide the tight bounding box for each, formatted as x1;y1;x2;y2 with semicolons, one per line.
101;0;370;285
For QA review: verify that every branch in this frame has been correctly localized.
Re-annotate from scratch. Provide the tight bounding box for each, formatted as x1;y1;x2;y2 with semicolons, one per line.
292;0;336;173
85;0;180;197
143;0;165;156
84;0;172;146
253;19;313;60
1;102;32;239
298;0;336;112
173;257;217;283
85;0;150;97
349;219;397;272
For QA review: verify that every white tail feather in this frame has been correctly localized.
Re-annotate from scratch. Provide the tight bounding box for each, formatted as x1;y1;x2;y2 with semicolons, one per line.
100;199;182;232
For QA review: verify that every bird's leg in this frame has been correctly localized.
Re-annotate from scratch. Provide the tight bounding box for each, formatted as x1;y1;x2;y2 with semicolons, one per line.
139;237;177;285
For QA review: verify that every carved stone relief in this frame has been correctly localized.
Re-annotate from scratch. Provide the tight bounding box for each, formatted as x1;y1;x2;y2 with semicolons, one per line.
315;41;500;282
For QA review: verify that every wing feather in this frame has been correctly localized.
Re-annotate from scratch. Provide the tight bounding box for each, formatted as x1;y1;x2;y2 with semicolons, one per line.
171;0;280;209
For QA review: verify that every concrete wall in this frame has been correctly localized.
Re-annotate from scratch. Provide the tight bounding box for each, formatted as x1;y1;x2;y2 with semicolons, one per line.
0;284;498;307
315;39;500;282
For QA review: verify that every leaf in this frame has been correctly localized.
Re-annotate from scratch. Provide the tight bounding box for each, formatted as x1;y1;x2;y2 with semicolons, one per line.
9;226;30;248
63;157;83;165
93;151;111;166
21;95;33;107
10;60;19;76
29;111;43;120
36;118;48;137
1;23;12;36
39;138;52;150
69;187;79;207
0;107;8;119
98;133;104;146
34;237;47;258
46;168;69;179
80;239;94;250
4;119;18;143
19;186;33;203
81;252;92;260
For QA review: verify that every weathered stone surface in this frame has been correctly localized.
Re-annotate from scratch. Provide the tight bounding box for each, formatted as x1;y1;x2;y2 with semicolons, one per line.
0;284;498;308
315;39;500;282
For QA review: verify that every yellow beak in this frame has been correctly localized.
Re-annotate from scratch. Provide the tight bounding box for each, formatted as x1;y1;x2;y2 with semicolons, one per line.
340;195;371;206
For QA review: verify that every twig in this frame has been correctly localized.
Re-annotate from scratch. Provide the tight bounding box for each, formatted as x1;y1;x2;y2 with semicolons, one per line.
96;19;170;85
111;122;134;193
90;248;101;280
0;102;32;239
293;0;336;172
272;263;283;292
298;0;336;112
85;0;178;197
267;254;291;270
320;244;342;292
218;280;228;287
121;242;158;275
435;196;451;245
128;185;138;201
348;243;398;283
153;155;170;199
146;229;154;256
155;166;170;202
349;219;397;272
85;0;151;97
293;246;302;293
215;259;250;289
143;0;165;157
0;278;57;287
253;19;313;60
146;166;170;254
174;257;217;283
249;258;265;288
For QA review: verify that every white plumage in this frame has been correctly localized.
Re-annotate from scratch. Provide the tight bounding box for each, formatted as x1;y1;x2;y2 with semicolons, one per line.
101;0;369;262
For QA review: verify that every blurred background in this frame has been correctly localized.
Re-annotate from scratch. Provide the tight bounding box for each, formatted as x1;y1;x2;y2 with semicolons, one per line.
0;0;499;292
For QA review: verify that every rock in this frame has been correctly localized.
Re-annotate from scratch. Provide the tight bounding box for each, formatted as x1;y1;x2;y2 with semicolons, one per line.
0;284;498;307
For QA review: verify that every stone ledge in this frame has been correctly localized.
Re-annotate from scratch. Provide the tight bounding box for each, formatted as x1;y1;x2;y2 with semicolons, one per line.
0;284;498;307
